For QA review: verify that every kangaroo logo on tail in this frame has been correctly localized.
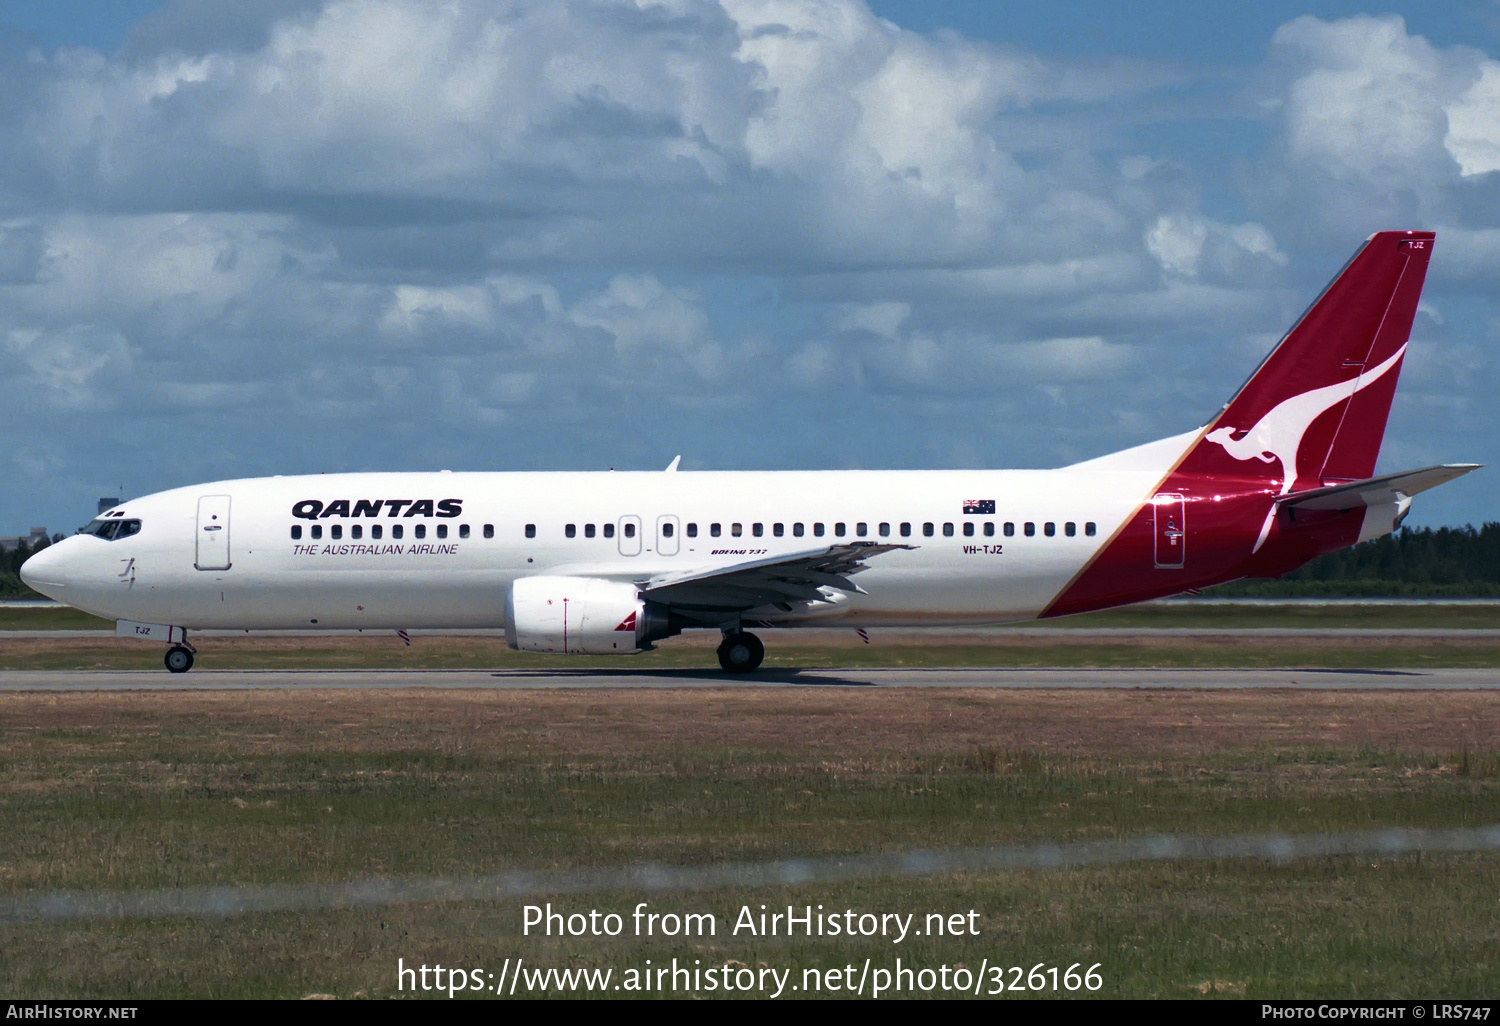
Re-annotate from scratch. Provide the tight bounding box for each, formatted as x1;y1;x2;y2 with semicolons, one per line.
1205;343;1406;550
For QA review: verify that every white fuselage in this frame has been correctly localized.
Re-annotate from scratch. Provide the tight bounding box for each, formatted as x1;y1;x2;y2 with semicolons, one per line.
22;432;1194;632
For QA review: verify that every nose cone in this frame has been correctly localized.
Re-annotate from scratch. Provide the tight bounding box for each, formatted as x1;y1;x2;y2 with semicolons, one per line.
19;541;72;601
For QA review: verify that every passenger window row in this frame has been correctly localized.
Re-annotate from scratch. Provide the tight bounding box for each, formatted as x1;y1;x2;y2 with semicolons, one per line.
292;519;1100;542
541;520;1099;540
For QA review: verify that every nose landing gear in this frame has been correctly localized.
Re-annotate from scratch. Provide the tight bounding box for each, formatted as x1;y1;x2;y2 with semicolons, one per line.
716;630;764;674
165;643;196;673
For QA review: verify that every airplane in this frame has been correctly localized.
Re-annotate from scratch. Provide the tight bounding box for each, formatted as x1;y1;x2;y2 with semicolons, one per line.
20;229;1479;674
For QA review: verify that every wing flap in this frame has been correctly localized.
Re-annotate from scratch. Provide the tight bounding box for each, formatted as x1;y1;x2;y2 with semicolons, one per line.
641;541;916;611
1278;464;1480;511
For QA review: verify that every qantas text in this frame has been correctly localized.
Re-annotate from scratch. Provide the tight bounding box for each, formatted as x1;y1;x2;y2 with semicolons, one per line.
291;499;463;519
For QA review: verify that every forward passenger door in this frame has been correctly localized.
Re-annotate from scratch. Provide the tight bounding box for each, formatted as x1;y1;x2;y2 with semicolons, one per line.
195;495;232;571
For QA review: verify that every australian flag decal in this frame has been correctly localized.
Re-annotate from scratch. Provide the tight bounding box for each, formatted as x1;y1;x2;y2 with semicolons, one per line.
963;499;996;515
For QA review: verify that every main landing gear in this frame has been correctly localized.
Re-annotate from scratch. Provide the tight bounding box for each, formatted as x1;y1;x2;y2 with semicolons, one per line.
165;643;195;674
717;630;764;674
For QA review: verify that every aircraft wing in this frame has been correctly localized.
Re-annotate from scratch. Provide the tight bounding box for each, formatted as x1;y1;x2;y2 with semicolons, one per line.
639;541;916;612
1278;464;1481;511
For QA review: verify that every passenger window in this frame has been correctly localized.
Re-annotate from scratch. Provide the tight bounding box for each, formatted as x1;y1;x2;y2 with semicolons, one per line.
687;523;697;538
773;523;784;537
752;523;763;537
793;523;804;537
923;523;934;537
393;524;404;540
331;524;342;540
565;524;576;538
711;523;721;537
604;523;615;538
1085;522;1097;536
732;523;743;537
352;525;363;540
460;524;470;539
483;524;493;539
834;523;846;537
1024;522;1035;537
663;523;674;538
962;522;974;537
585;524;596;538
291;525;302;540
856;523;867;537
525;524;535;539
434;524;444;539
312;525;323;540
1065;522;1076;537
373;525;383;540
943;523;954;537
984;522;994;537
1044;522;1055;537
625;523;636;538
813;523;825;537
415;524;426;539
900;523;911;537
879;523;890;537
1004;522;1014;537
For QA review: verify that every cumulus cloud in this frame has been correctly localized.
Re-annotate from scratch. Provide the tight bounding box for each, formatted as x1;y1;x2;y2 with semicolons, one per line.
2;0;1198;272
1145;213;1285;281
996;335;1136;379
1445;64;1500;177
0;2;1494;529
1253;14;1500;245
1271;15;1465;184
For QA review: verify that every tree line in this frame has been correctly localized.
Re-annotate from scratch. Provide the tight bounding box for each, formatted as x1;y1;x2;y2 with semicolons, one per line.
0;536;52;598
1208;522;1500;596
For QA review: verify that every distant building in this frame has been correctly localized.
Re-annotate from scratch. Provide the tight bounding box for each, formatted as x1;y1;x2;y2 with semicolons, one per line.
98;497;121;514
0;527;48;554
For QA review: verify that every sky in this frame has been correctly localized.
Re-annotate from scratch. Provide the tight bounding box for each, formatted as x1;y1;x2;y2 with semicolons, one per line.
1;0;1497;534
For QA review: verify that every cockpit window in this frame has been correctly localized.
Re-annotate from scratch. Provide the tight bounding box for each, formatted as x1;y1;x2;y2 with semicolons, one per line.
81;518;141;541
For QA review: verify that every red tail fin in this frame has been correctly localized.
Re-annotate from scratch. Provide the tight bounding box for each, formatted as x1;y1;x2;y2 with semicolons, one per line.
1043;230;1439;619
1180;230;1434;494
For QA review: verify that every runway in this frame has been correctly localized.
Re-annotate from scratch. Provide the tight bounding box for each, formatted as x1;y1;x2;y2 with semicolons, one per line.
8;627;1500;639
2;666;1496;690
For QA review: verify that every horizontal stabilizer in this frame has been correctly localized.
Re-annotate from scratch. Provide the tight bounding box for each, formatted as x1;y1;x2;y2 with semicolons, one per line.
1277;464;1481;511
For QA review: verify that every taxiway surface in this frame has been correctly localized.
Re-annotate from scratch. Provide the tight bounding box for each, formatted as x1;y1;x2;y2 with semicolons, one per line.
1;667;1496;690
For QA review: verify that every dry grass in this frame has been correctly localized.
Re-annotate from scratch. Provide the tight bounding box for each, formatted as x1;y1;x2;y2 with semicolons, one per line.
4;687;1499;758
3;688;1499;999
7;630;1500;671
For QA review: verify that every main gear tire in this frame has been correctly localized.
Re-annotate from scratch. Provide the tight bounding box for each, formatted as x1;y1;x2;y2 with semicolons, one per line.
716;631;764;674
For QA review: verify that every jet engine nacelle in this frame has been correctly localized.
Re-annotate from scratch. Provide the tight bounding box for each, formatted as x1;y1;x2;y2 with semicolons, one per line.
505;576;673;654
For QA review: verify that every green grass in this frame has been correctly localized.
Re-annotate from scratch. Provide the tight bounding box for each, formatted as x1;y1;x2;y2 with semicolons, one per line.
2;689;1497;998
6;635;1500;671
6;600;1500;634
0;606;113;630
7;598;1500;673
